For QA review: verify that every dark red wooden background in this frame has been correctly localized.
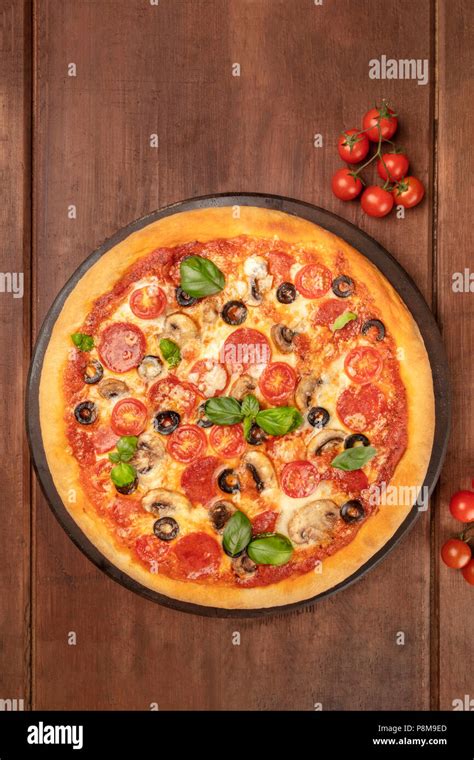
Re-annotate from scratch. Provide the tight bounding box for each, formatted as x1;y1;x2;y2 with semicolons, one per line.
1;0;472;710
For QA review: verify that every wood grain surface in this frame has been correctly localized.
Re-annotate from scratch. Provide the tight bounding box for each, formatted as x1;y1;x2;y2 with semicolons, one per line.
0;0;471;711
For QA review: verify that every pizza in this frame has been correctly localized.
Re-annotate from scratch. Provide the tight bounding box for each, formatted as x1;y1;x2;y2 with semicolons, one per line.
39;206;435;609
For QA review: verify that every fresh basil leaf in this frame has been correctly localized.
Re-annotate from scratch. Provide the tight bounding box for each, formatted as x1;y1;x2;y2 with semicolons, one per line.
205;396;243;425
256;406;303;436
116;435;138;462
241;394;260;418
247;533;294;566
331;445;377;471
71;332;94;351
223;511;252;557
330;311;357;332
108;452;121;463
110;462;136;487
160;338;181;368
180;255;225;297
243;415;253;442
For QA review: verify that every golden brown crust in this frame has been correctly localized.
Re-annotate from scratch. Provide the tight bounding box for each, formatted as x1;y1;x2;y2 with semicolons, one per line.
39;206;435;609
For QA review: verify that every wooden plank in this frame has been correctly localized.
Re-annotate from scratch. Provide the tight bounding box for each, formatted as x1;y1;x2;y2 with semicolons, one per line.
33;0;434;709
436;0;474;711
0;0;31;709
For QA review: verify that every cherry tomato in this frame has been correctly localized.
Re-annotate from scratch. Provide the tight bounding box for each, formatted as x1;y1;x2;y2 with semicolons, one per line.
148;375;197;416
331;168;363;201
281;460;319;498
360;185;394;218
441;538;471;569
222;328;271;371
377;152;409;181
461;559;474;585
337;128;370;163
344;346;383;384
295;263;332;298
209;424;245;458
166;424;207;464
267;251;295;281
392;176;425;208
259;362;297;404
111;397;148;436
362;103;398;142
449;490;474;523
130;285;167;319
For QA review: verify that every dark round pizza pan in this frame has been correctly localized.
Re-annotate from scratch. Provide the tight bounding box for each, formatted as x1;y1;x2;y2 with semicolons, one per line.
26;193;451;618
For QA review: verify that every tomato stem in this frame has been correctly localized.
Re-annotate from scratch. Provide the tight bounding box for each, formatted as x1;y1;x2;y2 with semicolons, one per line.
459;522;474;542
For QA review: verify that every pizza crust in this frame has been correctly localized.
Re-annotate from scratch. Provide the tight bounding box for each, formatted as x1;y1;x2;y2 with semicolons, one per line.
39;206;435;609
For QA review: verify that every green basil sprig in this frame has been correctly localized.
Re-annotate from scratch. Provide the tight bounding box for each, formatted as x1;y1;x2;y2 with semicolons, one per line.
160;338;181;368
256;406;303;436
241;393;259;418
180;255;225;297
223;511;252;557
110;462;137;488
247;533;294;565
331;445;376;471
109;435;138;486
331;311;357;332
204;395;303;439
71;332;94;351
205;396;243;425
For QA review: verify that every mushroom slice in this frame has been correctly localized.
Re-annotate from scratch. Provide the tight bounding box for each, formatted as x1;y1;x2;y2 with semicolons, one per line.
295;372;322;411
132;431;165;475
141;488;192;515
232;552;257;578
138;355;163;382
241;451;277;492
230;373;257;401
288;500;339;546
202;302;219;323
243;255;273;306
307;428;346;457
98;378;129;400
164;312;199;343
271;324;296;354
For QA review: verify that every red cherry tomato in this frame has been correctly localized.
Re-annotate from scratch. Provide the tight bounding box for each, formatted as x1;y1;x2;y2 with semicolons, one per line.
130;285;167;319
392;177;425;208
441;539;471;569
344;346;383;384
267;251;295;281
337;128;370;163
281;460;319;498
148;375;197;416
449;490;474;523
295;263;332;298
259;362;297;404
222;328;271;372
361;186;394;218
362;104;398;142
111;397;148;436
377;152;409;181
166;424;207;464
209;424;245;458
331;168;363;201
461;559;474;585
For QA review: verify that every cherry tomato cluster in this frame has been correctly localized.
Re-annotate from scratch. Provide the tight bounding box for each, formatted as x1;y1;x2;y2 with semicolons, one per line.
441;484;474;586
332;101;425;218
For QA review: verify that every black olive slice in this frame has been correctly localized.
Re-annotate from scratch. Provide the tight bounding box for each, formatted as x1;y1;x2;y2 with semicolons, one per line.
246;463;264;493
210;501;234;531
307;406;330;429
83;359;103;385
196;402;213;428
153;410;180;435
340;500;365;523
74;401;97;425
247;423;267;446
221;300;248;326
332;275;354;298
115;477;138;495
276;282;297;304
153;516;179;541
218;468;241;494
361;318;386;341
344;433;370;449
175;287;197;308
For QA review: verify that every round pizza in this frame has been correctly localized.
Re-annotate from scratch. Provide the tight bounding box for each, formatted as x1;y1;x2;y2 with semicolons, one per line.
39;206;435;609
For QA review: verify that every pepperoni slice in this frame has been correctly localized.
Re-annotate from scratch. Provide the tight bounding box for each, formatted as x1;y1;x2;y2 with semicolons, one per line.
91;459;112;492
188;359;228;397
295;263;332;299
135;534;170;567
259;362;297;404
181;456;219;504
313;299;360;338
98;322;146;373
323;468;369;494
209;424;245;458
130;285;167;319
336;384;386;431
92;426;119;454
221;328;271;371
111;398;148;436
267;250;295;281
252;510;278;535
148;375;197;416
281;460;319;498
167;425;207;464
344;346;383;384
173;532;221;579
111;497;141;527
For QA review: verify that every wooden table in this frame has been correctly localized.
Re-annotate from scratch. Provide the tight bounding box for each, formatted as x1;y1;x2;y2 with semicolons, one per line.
2;0;472;710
